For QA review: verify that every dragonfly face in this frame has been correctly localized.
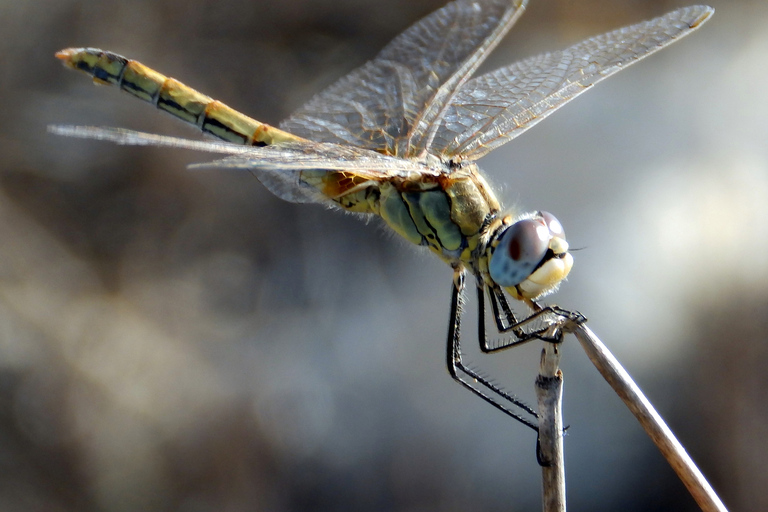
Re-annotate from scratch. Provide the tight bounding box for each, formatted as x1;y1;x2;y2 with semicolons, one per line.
487;211;573;300
51;0;713;428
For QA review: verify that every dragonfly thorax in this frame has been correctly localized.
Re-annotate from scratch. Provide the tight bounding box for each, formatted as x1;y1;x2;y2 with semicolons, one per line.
368;163;499;262
313;159;572;302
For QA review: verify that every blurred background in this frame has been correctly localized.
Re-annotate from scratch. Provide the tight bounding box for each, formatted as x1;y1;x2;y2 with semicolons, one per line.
1;0;766;510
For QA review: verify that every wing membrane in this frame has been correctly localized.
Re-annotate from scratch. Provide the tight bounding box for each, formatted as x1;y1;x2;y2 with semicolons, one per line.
432;5;713;160
49;125;434;204
281;0;526;157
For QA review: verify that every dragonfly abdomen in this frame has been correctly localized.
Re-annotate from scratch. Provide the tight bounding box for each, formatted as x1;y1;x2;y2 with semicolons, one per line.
56;48;303;147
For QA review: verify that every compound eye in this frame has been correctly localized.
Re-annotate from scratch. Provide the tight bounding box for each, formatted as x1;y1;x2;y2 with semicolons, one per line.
489;218;550;287
539;211;565;238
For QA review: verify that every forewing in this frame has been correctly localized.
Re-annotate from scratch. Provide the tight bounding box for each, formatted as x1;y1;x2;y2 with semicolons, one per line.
281;0;526;157
432;6;713;161
49;125;434;204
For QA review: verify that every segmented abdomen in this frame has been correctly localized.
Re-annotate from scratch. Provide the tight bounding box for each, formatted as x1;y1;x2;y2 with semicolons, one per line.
56;48;304;147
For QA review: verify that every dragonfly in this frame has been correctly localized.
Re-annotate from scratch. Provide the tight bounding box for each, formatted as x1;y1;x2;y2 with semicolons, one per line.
51;0;713;430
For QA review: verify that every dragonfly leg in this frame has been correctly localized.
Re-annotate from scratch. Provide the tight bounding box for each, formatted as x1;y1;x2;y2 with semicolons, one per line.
446;268;539;430
480;282;585;351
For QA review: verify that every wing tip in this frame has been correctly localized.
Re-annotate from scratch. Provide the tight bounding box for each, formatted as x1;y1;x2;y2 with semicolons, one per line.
693;6;715;29
685;6;715;30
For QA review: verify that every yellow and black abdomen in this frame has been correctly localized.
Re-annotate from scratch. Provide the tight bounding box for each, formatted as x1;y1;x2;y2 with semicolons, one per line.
56;48;303;147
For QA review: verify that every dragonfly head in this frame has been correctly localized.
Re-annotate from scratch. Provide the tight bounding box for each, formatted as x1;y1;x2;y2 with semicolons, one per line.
487;211;573;300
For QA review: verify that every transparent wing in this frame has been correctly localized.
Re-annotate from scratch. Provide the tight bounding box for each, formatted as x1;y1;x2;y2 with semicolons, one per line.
49;125;434;204
281;0;527;158
193;143;437;203
432;5;713;161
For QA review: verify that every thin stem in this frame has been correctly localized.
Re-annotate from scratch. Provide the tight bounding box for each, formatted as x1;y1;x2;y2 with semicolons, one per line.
571;324;728;512
536;342;566;512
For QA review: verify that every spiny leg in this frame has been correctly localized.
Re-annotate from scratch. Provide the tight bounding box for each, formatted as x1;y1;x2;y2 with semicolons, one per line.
481;281;580;351
479;283;529;349
489;283;519;332
446;268;538;430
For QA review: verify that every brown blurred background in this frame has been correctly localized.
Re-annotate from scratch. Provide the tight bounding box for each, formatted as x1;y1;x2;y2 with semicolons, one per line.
1;0;766;510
